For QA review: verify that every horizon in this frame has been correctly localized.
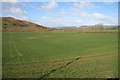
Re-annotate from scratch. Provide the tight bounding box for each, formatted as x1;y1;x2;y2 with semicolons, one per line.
2;2;118;28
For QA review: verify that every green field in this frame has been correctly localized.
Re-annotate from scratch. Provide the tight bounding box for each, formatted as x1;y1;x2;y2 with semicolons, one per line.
2;32;118;78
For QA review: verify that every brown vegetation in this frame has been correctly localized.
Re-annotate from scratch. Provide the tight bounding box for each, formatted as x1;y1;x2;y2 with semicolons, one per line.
2;27;55;32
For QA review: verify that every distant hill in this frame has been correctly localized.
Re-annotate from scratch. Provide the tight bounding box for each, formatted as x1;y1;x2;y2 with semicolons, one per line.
79;25;89;28
2;17;47;29
56;26;78;28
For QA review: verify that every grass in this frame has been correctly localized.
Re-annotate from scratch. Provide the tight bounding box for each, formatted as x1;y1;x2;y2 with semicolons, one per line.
2;31;118;78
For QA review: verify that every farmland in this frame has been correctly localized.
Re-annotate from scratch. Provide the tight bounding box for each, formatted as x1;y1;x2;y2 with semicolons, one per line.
2;31;118;78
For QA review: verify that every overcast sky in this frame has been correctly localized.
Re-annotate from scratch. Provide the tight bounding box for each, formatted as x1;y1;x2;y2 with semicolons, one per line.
2;1;118;27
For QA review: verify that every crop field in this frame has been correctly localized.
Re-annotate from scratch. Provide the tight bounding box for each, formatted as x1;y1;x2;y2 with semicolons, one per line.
2;32;118;78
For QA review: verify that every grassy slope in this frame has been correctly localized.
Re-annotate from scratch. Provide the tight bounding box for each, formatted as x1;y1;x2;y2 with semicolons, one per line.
2;17;46;28
2;32;118;78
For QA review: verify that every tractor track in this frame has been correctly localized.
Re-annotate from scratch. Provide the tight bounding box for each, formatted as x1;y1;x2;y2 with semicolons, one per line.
2;54;116;70
39;57;81;79
2;54;117;78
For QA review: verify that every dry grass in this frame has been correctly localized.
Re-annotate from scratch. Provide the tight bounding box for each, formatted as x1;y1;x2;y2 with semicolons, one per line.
2;27;55;32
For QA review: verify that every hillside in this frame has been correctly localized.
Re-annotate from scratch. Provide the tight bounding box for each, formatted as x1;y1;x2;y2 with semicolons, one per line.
2;17;47;29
